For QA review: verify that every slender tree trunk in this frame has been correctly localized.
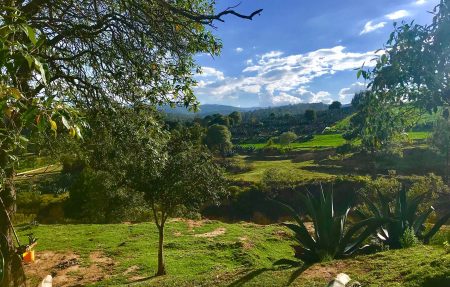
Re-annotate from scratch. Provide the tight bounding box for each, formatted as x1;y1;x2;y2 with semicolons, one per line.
156;225;166;276
0;170;26;287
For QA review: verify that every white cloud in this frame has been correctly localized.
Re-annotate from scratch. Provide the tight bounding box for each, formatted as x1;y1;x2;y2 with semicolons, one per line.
414;0;427;5
235;47;244;53
269;93;303;106
339;82;367;103
360;21;387;35
386;10;410;20
310;91;333;104
198;67;224;81
195;46;380;106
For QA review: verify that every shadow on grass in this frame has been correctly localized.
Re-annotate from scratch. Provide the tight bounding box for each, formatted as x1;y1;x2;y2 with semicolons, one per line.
127;275;157;284
273;259;311;286
228;268;270;287
227;259;311;287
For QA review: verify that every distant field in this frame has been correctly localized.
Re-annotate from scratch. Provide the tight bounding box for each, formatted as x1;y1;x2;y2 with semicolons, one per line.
239;132;430;150
19;221;450;287
239;134;346;150
408;131;430;140
229;156;336;183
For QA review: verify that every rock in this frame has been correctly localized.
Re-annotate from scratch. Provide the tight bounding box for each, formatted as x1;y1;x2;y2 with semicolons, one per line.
39;275;52;287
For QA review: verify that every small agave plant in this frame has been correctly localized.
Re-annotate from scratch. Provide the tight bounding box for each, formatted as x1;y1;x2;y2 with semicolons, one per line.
361;187;450;249
274;188;387;263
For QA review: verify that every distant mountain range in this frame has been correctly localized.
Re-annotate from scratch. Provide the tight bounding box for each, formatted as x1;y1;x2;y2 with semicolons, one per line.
159;104;260;117
160;103;329;119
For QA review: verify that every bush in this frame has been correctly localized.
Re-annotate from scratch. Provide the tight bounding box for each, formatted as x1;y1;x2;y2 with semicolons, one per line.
400;227;420;248
220;158;254;174
65;168;150;223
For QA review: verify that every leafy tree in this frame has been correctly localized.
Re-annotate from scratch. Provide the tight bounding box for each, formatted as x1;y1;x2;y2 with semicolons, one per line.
229;111;242;126
138;128;227;276
343;91;420;173
0;1;261;285
329;101;342;110
430;117;450;182
208;114;230;127
360;0;449;114
205;124;233;156
304;109;317;122
279;131;297;146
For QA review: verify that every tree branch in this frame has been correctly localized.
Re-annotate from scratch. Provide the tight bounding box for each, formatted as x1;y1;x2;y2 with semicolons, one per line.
156;0;263;24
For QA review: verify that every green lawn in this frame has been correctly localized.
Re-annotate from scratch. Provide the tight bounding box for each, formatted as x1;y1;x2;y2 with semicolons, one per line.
408;131;430;140
19;221;450;287
240;134;346;150
229;156;336;182
239;132;430;151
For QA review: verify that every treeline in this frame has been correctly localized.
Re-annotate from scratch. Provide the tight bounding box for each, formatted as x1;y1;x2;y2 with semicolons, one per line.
169;103;353;144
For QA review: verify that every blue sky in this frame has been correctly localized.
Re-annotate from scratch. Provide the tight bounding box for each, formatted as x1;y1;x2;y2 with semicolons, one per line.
193;0;439;107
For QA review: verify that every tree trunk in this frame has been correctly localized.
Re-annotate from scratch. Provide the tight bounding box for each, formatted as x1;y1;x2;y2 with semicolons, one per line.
0;176;26;287
156;225;166;276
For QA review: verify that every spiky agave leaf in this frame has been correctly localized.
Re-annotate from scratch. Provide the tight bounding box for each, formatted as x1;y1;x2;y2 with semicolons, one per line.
423;212;450;244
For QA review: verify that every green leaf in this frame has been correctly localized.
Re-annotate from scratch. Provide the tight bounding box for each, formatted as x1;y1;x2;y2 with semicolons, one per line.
61;116;70;129
33;58;46;84
75;126;83;139
21;24;37;45
357;70;362;79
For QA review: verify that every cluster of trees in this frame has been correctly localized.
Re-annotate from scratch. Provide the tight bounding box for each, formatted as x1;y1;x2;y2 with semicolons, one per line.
59;106;228;276
228;107;352;144
343;0;450;176
0;0;262;285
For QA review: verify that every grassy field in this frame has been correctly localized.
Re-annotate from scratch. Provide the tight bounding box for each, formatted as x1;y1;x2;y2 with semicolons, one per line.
229;156;336;183
239;132;430;150
19;221;450;287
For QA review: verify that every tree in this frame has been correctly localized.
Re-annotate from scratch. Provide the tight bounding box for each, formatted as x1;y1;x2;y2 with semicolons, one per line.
329;101;342;110
208;114;230;127
205;124;233;156
0;15;79;287
229;111;242;126
360;0;449;114
139;128;227;276
430;117;450;183
279;132;297;146
304;109;317;122
343;91;420;174
0;1;261;285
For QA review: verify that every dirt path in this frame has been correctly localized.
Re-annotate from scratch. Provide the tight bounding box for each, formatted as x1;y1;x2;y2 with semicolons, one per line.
25;251;114;287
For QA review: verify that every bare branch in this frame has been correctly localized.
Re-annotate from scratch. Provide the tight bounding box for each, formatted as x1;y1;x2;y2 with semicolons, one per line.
156;0;263;24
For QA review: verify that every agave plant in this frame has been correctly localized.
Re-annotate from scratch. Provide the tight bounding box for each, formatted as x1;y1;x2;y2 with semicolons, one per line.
275;189;386;263
362;187;450;249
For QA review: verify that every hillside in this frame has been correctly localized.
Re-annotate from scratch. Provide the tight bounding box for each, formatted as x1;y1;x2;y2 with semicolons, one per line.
160;103;330;119
160;104;259;117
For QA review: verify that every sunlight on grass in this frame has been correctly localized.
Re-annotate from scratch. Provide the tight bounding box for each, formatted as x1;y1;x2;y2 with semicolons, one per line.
229;156;335;182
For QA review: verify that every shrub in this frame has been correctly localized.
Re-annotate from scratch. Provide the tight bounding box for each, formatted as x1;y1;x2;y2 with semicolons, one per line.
65;168;150;223
400;227;420;248
274;188;386;262
361;186;450;248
